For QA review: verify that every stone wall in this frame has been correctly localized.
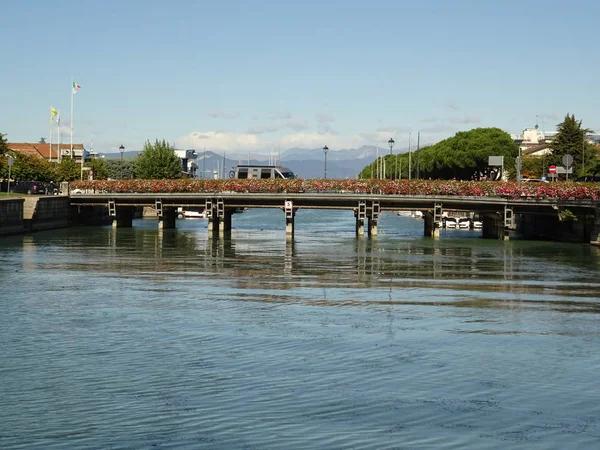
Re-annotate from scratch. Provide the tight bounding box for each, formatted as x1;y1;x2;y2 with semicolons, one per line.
0;196;71;235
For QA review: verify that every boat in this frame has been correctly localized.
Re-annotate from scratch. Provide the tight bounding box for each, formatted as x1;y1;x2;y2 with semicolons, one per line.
178;209;208;219
444;217;457;228
473;220;483;229
457;218;471;229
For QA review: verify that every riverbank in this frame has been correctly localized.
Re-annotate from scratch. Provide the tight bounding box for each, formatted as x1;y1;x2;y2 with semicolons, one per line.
0;196;71;235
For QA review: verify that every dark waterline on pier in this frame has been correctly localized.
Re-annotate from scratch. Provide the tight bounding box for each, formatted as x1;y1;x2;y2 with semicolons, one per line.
1;209;599;449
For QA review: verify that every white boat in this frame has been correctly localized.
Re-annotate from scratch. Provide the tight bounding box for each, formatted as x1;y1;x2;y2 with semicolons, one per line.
444;217;457;228
178;209;208;219
473;220;482;229
457;218;471;229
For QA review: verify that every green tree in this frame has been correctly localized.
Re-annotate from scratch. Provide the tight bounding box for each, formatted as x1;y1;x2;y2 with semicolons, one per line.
0;133;9;156
86;158;109;180
104;159;136;180
9;153;55;182
361;128;518;180
55;158;81;182
135;139;182;179
550;114;595;176
39;137;47;144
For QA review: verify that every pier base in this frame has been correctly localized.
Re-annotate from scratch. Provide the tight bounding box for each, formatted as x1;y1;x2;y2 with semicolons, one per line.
219;209;233;236
158;207;177;230
112;206;134;228
423;211;440;239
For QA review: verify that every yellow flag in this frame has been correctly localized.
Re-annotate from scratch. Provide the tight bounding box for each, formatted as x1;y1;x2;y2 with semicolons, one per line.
51;106;57;123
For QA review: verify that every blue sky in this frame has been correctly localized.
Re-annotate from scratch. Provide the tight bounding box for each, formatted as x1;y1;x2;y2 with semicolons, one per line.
1;0;598;155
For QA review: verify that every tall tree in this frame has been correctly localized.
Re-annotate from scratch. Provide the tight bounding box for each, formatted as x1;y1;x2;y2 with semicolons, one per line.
39;137;47;144
55;157;81;182
104;159;136;180
135;139;182;179
550;114;594;175
360;128;518;180
0;133;8;156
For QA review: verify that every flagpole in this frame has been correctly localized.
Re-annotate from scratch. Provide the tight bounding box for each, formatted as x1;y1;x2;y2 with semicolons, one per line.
50;107;53;162
70;77;74;156
57;112;61;163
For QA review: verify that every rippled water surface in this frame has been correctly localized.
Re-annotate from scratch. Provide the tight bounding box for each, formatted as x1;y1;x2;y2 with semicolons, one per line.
1;209;600;449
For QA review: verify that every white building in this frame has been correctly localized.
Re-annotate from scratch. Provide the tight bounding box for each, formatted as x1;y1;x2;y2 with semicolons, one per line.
174;149;199;178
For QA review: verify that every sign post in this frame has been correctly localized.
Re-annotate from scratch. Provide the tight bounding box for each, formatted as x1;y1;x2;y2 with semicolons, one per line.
562;155;573;181
7;155;14;194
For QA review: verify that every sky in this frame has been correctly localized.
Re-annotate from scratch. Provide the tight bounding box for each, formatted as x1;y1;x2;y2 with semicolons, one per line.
1;0;599;156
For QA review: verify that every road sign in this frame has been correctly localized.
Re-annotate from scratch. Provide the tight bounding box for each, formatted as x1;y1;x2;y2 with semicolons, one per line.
549;165;556;174
563;154;573;167
7;155;14;167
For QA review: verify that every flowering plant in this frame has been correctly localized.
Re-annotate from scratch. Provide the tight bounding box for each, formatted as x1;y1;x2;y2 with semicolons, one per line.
70;179;600;201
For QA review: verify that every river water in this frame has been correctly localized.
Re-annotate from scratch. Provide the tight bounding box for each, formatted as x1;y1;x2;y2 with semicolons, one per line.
1;209;599;449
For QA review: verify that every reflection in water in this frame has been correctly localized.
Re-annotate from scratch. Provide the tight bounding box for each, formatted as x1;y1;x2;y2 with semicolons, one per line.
1;210;599;449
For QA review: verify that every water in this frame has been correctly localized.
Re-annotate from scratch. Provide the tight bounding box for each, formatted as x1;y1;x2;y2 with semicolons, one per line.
1;209;599;449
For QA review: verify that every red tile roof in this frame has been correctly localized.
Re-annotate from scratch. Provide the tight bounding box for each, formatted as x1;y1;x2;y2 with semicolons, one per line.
8;142;85;159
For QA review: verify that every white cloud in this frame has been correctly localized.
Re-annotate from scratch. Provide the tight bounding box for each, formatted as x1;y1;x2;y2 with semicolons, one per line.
176;130;381;152
205;110;240;119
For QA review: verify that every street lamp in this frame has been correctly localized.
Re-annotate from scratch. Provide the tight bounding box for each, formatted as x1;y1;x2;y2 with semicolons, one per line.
323;145;329;179
119;144;125;160
388;137;394;155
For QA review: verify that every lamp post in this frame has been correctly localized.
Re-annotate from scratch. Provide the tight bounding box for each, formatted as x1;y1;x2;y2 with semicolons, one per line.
388;137;394;155
119;144;125;160
323;145;329;179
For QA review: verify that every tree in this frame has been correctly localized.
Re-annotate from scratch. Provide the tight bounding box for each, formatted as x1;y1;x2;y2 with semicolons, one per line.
39;137;47;144
361;128;518;180
0;133;8;156
55;158;81;182
104;159;136;180
550;114;595;176
135;139;182;179
87;158;109;180
9;153;55;182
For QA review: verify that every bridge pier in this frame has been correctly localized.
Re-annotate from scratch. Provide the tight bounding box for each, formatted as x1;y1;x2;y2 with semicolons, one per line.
591;209;600;245
481;207;513;240
355;201;366;236
112;206;134;228
219;208;233;236
367;200;379;236
423;203;443;239
284;200;295;239
158;207;177;230
423;212;440;239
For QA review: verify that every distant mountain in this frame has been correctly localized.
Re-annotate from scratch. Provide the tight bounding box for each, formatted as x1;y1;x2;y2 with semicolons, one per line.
96;145;416;178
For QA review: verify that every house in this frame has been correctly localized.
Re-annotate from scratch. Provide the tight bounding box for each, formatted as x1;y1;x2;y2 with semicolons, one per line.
7;142;94;163
512;126;554;157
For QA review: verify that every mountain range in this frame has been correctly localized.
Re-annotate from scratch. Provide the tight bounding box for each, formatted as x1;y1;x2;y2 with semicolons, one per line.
99;145;414;179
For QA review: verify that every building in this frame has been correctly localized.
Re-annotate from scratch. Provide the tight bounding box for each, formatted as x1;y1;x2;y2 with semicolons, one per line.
511;126;554;157
174;149;199;178
7;142;95;163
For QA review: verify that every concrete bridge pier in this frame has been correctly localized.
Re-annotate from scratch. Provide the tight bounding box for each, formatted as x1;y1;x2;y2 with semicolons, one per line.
219;208;234;236
284;200;295;239
112;206;134;228
423;203;443;239
590;208;600;245
423;212;440;239
481;207;513;240
158;207;177;230
367;200;380;236
355;201;366;236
